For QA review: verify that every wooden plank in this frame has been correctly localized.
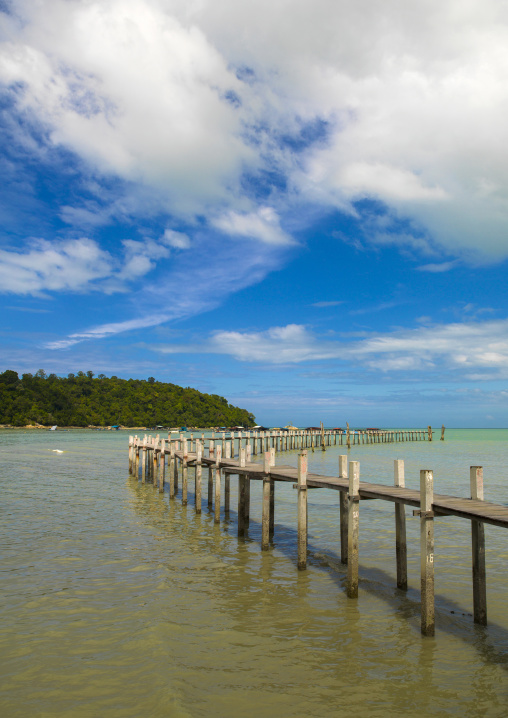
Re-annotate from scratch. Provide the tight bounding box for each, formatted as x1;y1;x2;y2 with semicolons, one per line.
470;466;487;626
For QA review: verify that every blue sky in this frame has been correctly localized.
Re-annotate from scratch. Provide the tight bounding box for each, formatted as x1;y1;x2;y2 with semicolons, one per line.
2;0;508;427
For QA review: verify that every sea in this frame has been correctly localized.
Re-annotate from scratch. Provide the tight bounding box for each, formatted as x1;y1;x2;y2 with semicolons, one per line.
1;428;507;717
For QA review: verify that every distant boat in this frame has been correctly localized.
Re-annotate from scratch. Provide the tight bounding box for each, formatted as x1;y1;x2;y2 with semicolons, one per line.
49;425;57;431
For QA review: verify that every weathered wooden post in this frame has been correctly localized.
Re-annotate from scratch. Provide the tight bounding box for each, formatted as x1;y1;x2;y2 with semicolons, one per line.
224;442;231;513
182;438;188;506
135;439;140;479
297;450;308;570
420;469;435;636
269;449;275;538
224;472;230;514
338;455;348;564
470;466;487;625
159;439;166;493
321;421;326;451
214;445;222;524
169;441;175;499
238;447;247;537
347;460;360;598
261;452;271;550
208;441;214;508
174;440;179;493
195;440;202;514
347;422;351;450
152;439;158;486
394;459;407;590
441;425;445;441
141;438;147;484
428;425;432;441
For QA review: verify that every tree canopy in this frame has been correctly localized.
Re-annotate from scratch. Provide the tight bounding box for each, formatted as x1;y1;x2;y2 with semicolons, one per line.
0;370;255;428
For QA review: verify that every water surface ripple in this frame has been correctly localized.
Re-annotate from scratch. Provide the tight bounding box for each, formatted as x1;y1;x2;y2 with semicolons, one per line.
1;429;508;717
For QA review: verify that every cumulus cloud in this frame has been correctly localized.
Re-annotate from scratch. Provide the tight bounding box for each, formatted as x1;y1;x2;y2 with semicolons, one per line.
0;0;254;219
0;238;114;295
4;0;508;355
2;0;508;261
0;235;179;295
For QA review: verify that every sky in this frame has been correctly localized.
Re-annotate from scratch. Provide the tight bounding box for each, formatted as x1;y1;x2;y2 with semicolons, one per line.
1;0;508;427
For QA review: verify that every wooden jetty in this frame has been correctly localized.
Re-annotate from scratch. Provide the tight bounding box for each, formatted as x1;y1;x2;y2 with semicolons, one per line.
127;424;503;638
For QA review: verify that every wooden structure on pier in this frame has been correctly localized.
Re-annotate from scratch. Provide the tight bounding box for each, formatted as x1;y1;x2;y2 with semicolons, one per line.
128;424;500;637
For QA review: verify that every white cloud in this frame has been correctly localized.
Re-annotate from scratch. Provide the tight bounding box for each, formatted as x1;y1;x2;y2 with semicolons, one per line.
3;0;508;261
162;229;191;249
0;0;254;219
153;319;508;377
212;207;293;245
0;238;114;295
312;301;344;308
0;234;178;295
45;235;286;348
4;0;508;355
417;260;459;273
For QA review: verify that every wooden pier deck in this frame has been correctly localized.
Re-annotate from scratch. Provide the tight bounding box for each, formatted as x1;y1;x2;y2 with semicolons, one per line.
128;426;504;637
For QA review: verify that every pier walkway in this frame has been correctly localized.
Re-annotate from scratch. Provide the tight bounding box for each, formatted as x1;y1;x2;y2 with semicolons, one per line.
128;426;505;638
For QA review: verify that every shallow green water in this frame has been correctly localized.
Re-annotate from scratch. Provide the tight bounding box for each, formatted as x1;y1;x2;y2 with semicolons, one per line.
1;428;508;717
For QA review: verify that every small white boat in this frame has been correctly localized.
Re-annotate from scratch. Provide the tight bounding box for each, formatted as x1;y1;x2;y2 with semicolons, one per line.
49;425;57;431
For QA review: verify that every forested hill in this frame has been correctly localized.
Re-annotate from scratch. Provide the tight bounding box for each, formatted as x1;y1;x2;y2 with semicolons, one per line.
0;370;256;428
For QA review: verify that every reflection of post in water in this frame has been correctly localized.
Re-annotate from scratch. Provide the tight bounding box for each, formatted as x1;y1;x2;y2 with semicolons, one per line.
415;633;437;714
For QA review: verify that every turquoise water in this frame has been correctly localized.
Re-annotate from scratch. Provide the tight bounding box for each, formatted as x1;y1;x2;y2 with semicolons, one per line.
1;428;508;717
